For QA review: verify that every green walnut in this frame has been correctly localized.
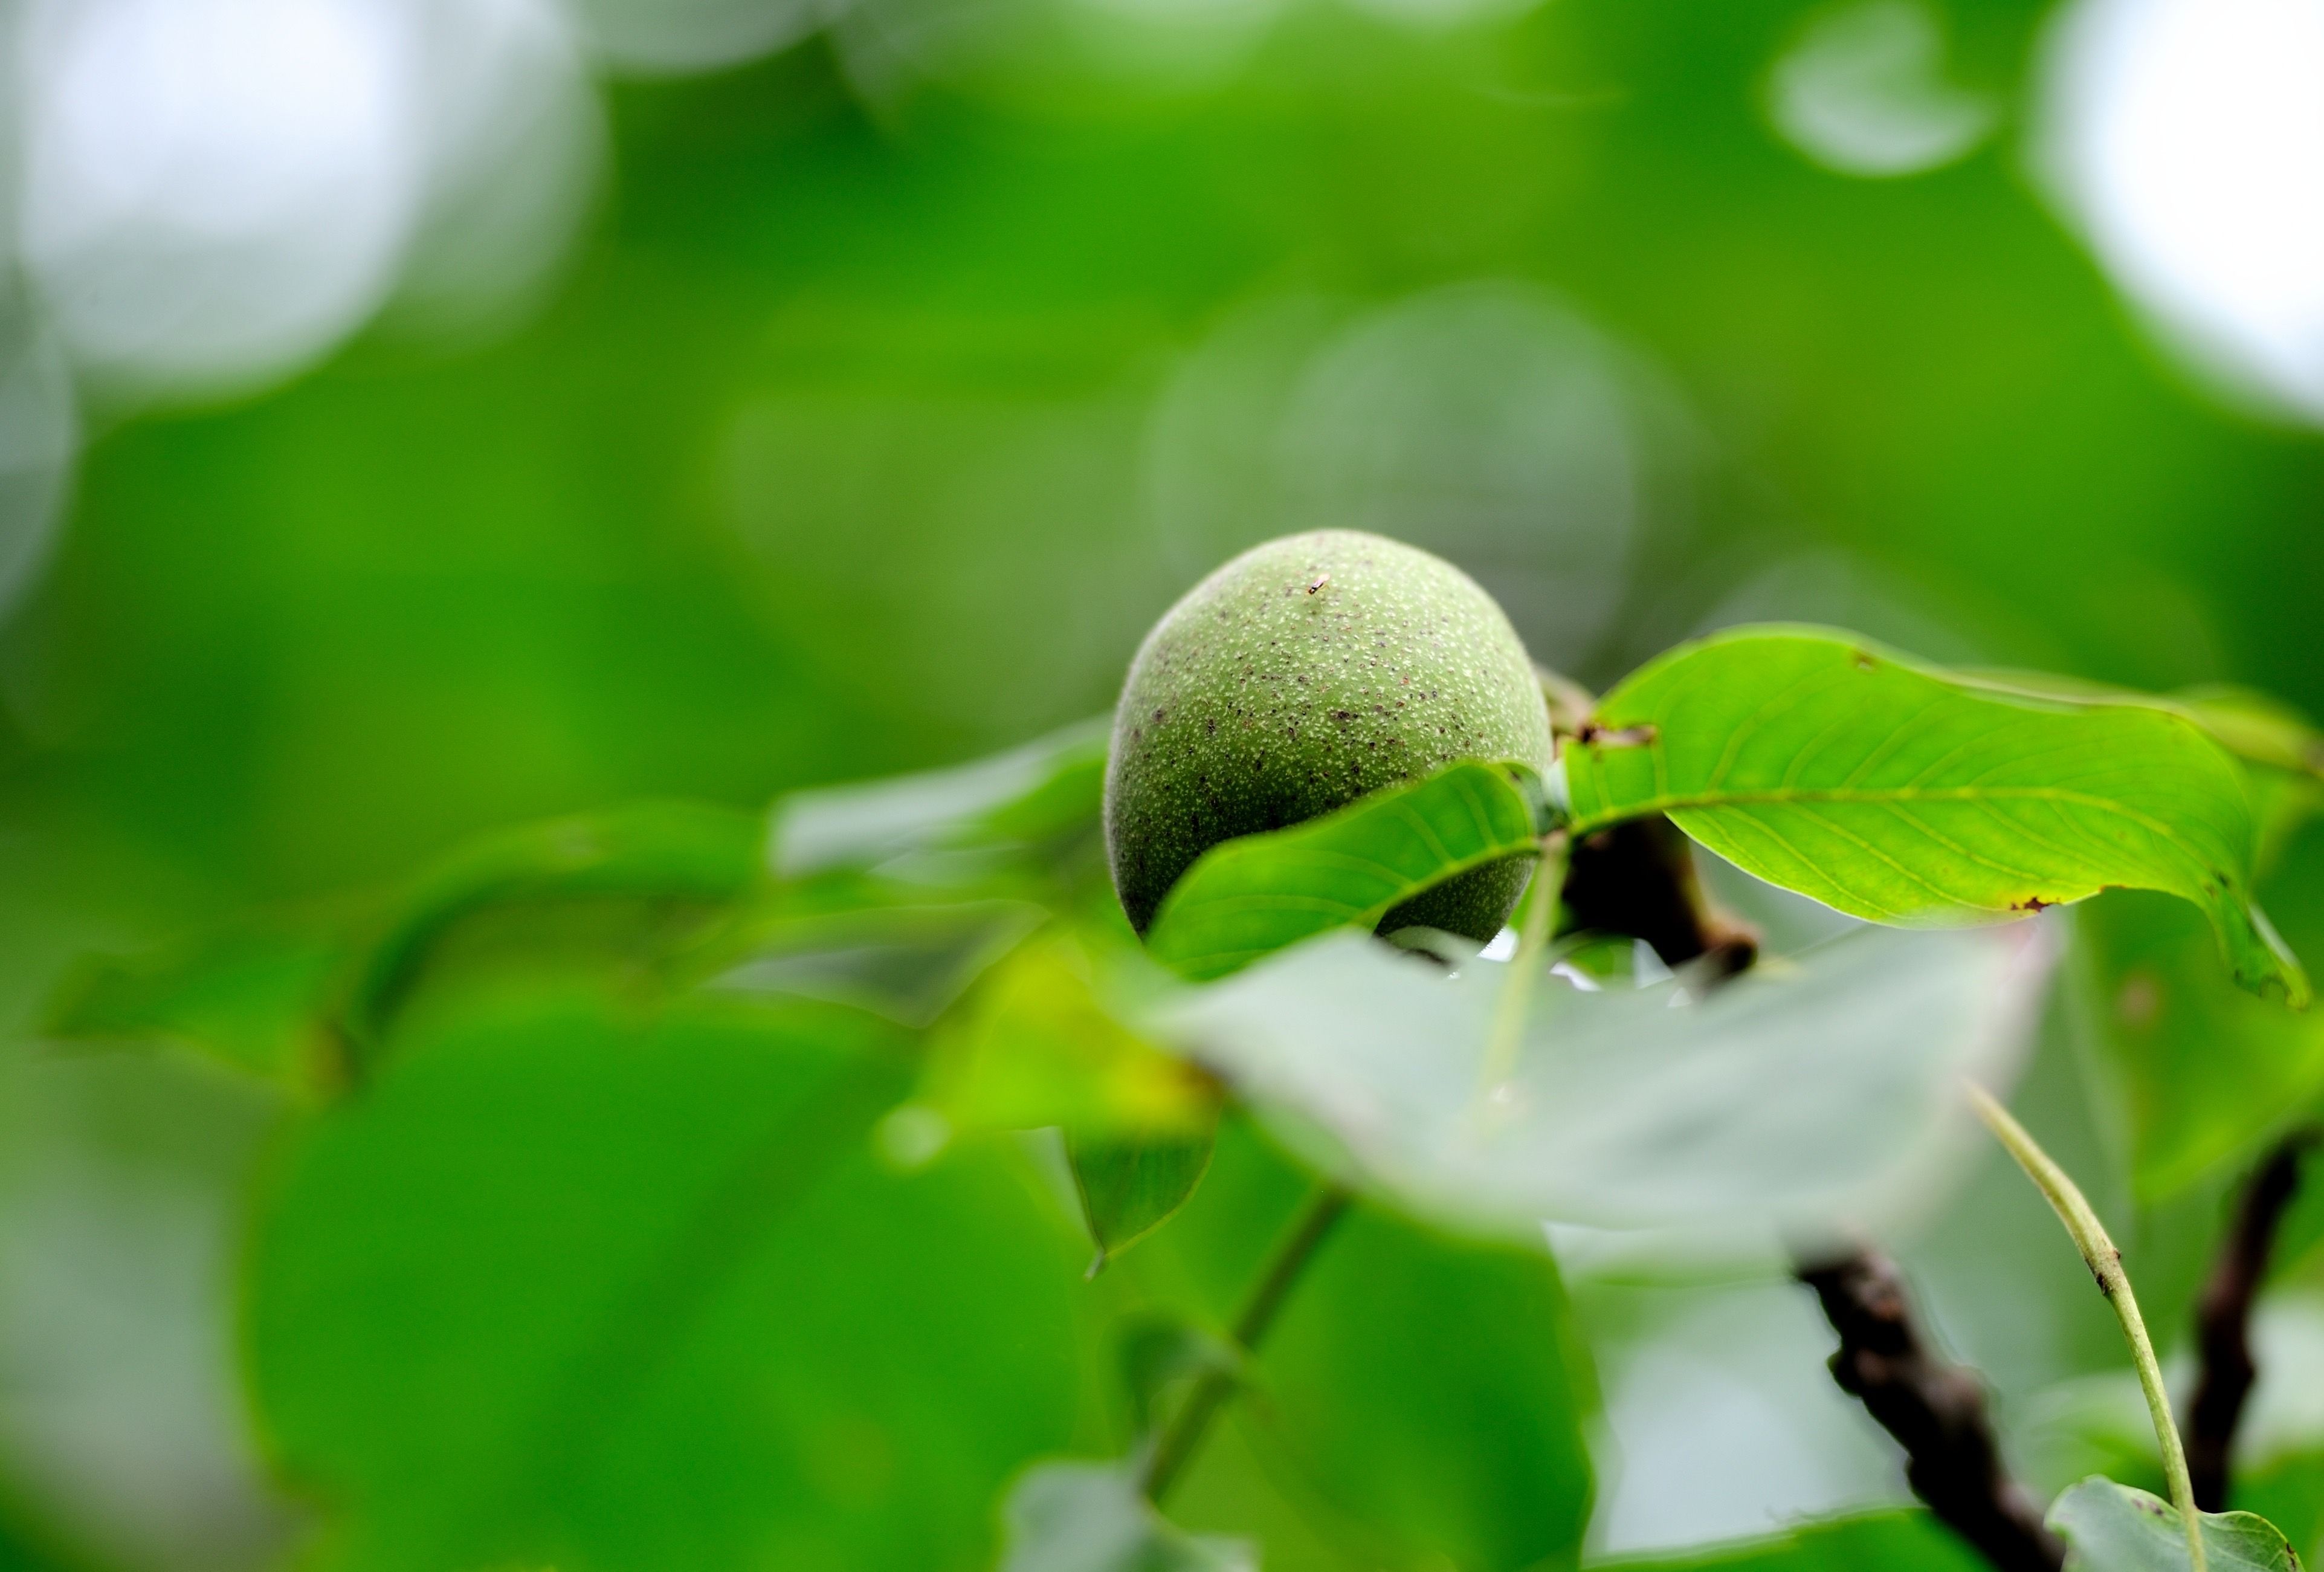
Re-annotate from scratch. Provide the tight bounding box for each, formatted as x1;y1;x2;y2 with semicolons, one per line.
1105;529;1554;942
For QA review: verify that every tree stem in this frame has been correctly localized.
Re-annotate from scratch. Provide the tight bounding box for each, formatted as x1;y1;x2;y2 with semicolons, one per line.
1968;1084;2206;1572
1140;1183;1351;1503
1798;1247;2064;1571
2187;1126;2319;1510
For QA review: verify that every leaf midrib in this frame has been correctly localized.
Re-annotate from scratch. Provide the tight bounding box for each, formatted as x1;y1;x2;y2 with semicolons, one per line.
1569;782;2220;859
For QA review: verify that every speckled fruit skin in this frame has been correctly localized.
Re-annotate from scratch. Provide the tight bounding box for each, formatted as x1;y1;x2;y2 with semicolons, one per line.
1105;529;1554;941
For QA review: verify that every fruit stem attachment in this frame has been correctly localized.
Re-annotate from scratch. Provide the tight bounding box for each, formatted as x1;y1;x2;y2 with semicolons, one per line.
1968;1084;2205;1572
1141;1182;1351;1504
1476;832;1568;1101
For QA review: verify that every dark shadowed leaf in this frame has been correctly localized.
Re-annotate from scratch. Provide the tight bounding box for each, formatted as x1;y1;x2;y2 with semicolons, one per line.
1163;924;2051;1245
41;925;340;1087
2047;1478;2298;1570
1144;760;1546;983
1560;629;2306;1004
996;1460;1254;1572
1070;1123;1219;1270
1115;1315;1239;1437
246;993;1082;1572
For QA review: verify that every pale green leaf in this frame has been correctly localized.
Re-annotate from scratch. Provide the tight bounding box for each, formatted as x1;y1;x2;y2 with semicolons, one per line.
1161;924;2051;1244
1560;627;2306;1004
997;1460;1254;1572
2047;1478;2299;1570
1144;761;1546;983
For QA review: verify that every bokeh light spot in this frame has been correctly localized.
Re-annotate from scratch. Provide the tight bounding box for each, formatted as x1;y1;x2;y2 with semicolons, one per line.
1766;0;1996;178
2038;0;2324;422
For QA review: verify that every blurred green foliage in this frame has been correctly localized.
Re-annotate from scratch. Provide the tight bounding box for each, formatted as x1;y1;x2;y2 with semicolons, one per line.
10;0;2324;1569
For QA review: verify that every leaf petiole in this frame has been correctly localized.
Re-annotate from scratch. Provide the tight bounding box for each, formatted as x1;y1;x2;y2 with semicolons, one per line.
1140;1182;1351;1503
1969;1084;2206;1572
1476;832;1568;1104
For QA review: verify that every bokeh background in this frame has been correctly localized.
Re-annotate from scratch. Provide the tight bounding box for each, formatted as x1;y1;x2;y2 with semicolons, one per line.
2;0;2323;1567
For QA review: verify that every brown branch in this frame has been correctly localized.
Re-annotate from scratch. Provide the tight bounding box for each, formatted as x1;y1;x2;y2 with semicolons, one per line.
1558;815;1757;977
2186;1126;2320;1512
1798;1249;2064;1572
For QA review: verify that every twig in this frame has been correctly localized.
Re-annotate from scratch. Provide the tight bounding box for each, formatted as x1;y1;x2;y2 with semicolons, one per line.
1558;815;1756;976
2186;1127;2320;1512
1140;1183;1351;1502
1970;1084;2207;1572
1798;1249;2065;1572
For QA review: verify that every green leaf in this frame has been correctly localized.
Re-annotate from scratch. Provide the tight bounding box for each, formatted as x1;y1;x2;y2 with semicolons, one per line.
1961;676;2324;870
921;932;1219;1137
1114;1315;1239;1437
770;718;1109;879
2174;686;2324;784
41;925;340;1087
1111;1121;1594;1571
1070;1124;1219;1270
1595;1510;1986;1569
1144;760;1547;983
2234;1451;2324;1559
1559;627;2307;1004
708;899;1048;1028
996;1460;1254;1572
340;801;766;1057
1164;924;2051;1244
1957;671;2324;775
246;992;1082;1572
2047;1478;2299;1570
1247;1202;1596;1571
2074;891;2324;1198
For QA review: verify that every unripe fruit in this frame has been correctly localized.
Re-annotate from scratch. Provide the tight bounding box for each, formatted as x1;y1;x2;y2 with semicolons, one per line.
1105;529;1554;942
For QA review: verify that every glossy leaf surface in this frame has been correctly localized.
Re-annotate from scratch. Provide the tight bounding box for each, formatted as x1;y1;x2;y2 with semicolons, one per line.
1560;629;2306;1003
